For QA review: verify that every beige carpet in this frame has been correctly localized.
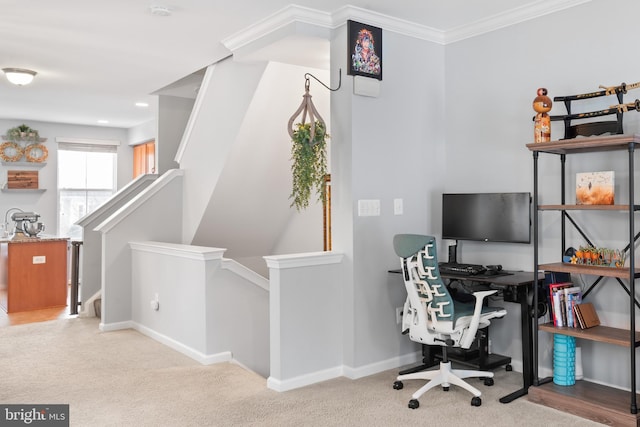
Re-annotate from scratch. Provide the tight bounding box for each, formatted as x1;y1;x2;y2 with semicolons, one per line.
0;317;603;426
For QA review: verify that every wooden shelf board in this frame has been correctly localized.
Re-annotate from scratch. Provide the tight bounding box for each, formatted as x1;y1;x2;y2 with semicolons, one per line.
539;323;640;347
0;188;45;193
539;262;640;279
1;161;46;168
539;204;640;211
529;380;640;426
526;134;640;154
1;136;47;143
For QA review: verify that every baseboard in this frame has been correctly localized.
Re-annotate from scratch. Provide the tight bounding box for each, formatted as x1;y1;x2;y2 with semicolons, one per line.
99;320;134;332
132;322;232;365
267;365;344;392
343;351;421;380
266;351;422;392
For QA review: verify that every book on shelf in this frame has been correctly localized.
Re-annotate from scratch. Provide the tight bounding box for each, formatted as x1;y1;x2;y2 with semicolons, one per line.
563;286;582;328
574;302;600;329
548;282;572;327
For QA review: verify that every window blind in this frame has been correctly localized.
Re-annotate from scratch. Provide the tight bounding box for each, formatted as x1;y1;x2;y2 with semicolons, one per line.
56;137;119;153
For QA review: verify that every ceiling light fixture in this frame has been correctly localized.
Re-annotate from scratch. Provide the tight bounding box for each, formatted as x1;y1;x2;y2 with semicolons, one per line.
150;5;171;16
2;68;37;86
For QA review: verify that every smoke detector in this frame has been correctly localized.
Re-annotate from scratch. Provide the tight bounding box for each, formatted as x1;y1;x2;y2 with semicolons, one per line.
150;5;172;16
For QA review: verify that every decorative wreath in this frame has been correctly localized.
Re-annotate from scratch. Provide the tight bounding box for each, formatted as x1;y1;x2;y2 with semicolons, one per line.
0;141;23;162
24;143;48;163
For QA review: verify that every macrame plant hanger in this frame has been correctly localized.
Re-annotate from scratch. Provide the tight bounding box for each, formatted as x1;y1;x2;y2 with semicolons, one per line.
287;69;342;145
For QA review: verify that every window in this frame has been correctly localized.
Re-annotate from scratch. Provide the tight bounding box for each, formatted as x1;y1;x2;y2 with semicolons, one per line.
57;139;118;239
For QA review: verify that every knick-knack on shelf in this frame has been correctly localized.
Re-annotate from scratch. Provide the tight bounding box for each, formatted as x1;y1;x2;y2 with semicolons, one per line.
533;88;552;143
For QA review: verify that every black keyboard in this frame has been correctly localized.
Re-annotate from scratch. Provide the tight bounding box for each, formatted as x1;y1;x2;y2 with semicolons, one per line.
438;262;486;276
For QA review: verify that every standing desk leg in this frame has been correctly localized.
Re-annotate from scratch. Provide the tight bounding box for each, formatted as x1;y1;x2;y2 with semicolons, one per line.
499;284;533;403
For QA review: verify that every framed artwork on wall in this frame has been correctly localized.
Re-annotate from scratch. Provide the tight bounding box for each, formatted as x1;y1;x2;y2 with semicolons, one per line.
347;20;382;80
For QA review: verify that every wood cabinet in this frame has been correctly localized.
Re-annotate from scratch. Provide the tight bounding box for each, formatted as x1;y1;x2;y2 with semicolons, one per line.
0;238;68;313
526;134;640;426
133;140;155;178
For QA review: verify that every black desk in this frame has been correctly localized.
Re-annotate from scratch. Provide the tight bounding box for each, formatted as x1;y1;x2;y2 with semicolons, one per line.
440;270;543;403
391;269;543;403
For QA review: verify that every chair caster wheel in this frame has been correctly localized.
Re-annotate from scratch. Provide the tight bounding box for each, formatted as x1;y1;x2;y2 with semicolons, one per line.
471;396;482;406
408;399;419;409
393;381;403;390
506;364;513;372
442;386;449;391
484;377;494;386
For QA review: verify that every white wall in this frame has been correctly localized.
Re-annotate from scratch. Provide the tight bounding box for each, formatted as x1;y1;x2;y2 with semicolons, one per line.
265;251;344;390
0;119;131;236
128;119;156;146
157;95;193;174
129;242;270;376
97;171;184;326
177;59;268;243
444;0;640;388
77;174;157;314
181;59;329;275
330;25;446;370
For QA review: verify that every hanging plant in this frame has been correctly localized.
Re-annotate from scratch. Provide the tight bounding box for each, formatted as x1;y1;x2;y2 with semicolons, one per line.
290;120;329;211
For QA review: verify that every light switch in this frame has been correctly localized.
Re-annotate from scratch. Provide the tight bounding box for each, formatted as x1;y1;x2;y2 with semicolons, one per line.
394;198;403;215
358;199;380;216
33;255;46;264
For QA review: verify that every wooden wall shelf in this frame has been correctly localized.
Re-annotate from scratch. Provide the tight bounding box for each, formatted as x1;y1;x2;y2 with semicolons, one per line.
1;161;46;168
1;188;45;193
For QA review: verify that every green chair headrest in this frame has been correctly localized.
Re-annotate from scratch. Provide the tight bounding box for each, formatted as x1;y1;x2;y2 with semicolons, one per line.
393;234;435;258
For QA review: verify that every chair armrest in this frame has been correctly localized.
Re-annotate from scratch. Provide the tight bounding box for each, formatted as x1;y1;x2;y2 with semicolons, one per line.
459;289;498;348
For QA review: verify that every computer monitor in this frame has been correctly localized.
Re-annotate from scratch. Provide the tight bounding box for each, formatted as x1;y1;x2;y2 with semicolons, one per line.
441;192;531;244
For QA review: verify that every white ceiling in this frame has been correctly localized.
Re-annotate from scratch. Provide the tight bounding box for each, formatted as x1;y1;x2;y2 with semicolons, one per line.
0;0;589;129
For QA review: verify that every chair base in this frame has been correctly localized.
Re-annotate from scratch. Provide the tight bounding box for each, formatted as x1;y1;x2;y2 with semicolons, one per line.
395;360;493;407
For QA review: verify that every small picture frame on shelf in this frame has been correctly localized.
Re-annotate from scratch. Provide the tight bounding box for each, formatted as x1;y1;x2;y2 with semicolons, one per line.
576;171;614;205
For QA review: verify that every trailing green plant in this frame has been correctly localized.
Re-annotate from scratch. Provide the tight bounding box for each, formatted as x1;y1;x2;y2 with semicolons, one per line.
289;120;329;211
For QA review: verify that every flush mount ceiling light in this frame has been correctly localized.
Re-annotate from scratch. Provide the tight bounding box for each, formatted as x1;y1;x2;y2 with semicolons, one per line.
150;5;171;16
2;68;37;85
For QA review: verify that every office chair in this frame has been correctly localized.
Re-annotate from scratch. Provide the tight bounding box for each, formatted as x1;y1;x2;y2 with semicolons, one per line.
392;234;507;409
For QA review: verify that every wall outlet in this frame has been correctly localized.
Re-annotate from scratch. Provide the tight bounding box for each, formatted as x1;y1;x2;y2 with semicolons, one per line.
150;293;160;311
396;306;403;324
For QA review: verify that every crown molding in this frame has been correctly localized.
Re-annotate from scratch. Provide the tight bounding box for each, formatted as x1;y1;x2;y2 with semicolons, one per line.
445;0;592;44
331;5;445;45
222;5;332;52
222;1;592;53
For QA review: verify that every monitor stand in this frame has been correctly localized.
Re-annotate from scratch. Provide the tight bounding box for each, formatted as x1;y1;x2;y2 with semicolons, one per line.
448;243;457;264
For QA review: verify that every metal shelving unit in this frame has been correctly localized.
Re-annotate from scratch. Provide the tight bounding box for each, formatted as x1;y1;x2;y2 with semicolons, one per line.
527;134;640;426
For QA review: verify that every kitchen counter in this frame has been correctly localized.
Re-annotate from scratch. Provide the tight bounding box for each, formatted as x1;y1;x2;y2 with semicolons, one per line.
0;234;69;243
0;237;69;313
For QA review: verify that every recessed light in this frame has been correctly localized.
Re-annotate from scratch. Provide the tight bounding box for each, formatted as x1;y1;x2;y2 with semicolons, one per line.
135;102;149;108
97;120;109;124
